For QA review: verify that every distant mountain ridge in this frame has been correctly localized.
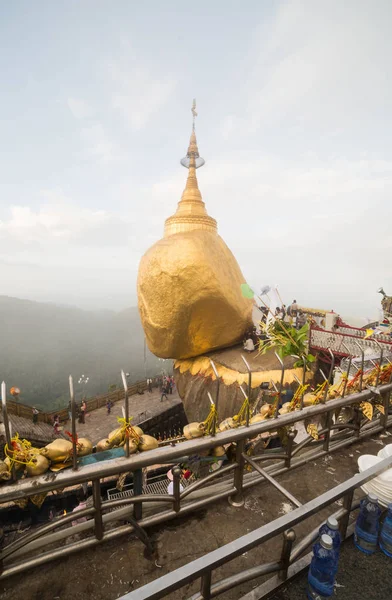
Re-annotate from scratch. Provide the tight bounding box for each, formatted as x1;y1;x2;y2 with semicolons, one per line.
0;296;159;410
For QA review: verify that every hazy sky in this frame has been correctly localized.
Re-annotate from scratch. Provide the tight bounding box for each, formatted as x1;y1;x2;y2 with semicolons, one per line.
1;0;391;322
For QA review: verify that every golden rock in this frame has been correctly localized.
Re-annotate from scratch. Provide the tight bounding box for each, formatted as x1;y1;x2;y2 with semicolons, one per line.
137;114;253;359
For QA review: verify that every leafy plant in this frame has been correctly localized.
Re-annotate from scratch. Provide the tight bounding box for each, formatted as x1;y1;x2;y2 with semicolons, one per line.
259;320;316;368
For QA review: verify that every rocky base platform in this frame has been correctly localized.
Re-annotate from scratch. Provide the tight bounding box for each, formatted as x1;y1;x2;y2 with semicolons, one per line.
174;344;311;423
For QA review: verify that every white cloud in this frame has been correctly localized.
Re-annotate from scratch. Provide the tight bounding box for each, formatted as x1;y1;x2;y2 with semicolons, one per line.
107;57;175;130
193;153;392;318
80;123;124;163
2;1;391;317
220;0;392;137
0;190;115;244
67;97;93;119
220;115;238;141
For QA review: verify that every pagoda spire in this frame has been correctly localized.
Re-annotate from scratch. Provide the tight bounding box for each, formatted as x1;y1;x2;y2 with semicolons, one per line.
164;100;217;238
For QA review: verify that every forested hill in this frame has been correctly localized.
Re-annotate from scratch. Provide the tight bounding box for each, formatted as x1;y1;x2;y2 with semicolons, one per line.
0;296;162;411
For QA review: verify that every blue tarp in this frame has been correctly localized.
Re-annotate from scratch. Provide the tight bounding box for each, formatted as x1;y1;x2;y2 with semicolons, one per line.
78;446;125;466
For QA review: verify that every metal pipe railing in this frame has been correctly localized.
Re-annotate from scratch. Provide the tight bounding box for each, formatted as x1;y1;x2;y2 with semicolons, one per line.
0;382;390;505
3;412;392;577
120;454;392;600
243;454;302;508
274;352;285;417
180;463;236;500
69;375;78;471
188;562;280;600
353;340;365;391
241;354;252;426
0;380;391;581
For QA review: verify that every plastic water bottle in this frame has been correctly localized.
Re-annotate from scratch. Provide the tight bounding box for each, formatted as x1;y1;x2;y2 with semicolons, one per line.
380;503;392;557
307;534;336;600
319;516;341;559
354;493;381;555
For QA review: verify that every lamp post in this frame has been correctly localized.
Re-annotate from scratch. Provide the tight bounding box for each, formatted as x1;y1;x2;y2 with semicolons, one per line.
158;358;168;377
78;375;89;400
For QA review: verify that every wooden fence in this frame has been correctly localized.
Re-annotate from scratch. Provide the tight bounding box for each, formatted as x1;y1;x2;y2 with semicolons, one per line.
5;378;156;424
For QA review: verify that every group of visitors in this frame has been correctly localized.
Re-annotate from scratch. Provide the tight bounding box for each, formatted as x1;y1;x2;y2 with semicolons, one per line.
160;375;175;401
243;299;306;353
274;300;306;329
32;407;63;436
48;399;88;436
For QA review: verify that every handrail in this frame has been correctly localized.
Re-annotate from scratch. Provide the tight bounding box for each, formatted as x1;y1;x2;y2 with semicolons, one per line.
5;373;163;421
310;321;392;343
120;455;392;600
0;382;391;503
180;463;236;500
0;380;390;582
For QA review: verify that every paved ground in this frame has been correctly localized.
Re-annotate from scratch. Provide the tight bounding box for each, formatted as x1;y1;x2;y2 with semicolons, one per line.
1;433;391;600
271;537;392;600
8;414;60;445
63;387;181;445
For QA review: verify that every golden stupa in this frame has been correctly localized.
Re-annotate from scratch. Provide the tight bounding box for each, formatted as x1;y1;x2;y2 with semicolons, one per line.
137;101;253;359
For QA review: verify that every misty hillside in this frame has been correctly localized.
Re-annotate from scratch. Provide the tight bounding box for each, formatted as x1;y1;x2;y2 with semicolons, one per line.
0;296;164;411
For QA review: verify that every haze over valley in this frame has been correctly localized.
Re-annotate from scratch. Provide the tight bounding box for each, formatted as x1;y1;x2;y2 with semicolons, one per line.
0;295;162;410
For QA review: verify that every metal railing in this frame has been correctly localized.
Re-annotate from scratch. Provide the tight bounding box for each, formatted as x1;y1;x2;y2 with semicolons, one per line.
4;374;164;424
0;377;391;580
120;454;392;600
310;323;392;357
106;472;194;501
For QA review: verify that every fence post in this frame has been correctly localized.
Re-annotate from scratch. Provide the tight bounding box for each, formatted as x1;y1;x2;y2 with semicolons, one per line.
381;389;390;431
133;469;143;520
279;529;296;580
339;490;354;540
229;439;245;507
285;430;296;468
173;466;182;513
200;571;212;600
323;410;333;452
353;406;361;438
92;479;104;541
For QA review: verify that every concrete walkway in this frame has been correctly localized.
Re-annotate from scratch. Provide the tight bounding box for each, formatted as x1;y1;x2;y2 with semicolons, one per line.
9;414;62;445
68;386;181;444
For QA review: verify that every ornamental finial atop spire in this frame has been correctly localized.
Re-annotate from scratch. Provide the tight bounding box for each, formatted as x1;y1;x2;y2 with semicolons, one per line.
180;99;205;170
191;98;197;127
